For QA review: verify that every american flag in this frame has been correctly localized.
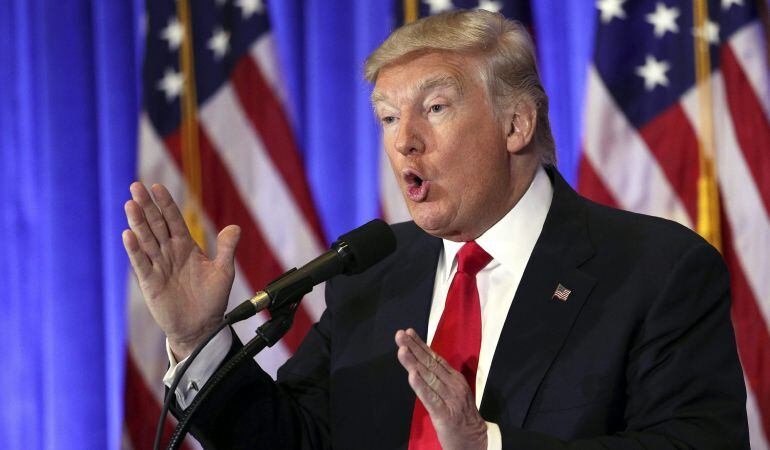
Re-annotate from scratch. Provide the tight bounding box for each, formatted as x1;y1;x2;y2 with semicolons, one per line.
580;0;770;447
125;0;326;448
553;283;572;301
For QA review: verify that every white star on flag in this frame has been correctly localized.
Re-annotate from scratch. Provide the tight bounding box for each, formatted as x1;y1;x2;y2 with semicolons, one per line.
635;54;671;91
693;20;720;44
477;0;503;13
721;0;743;10
161;17;184;51
208;28;231;59
646;3;680;38
157;68;184;101
236;0;263;19
425;0;454;14
596;0;627;24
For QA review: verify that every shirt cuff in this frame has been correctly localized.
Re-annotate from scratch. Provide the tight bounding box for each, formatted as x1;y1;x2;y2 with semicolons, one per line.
162;327;232;409
486;421;502;450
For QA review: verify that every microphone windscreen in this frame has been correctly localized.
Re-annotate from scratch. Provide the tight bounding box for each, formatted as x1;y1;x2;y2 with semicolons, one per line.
337;219;396;274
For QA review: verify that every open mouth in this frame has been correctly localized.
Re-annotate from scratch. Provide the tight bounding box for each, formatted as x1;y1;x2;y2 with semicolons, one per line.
406;172;423;187
402;169;430;202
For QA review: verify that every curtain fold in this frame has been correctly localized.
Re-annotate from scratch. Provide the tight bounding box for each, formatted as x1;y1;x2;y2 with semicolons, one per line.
0;1;140;448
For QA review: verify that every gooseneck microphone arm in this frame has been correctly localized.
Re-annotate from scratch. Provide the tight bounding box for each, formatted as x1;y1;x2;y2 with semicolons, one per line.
154;219;396;450
223;239;353;325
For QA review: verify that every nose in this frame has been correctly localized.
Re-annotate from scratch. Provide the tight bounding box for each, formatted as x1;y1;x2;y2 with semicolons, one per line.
393;113;425;156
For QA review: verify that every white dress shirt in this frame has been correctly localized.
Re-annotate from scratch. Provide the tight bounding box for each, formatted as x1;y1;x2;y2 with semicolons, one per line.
165;166;553;449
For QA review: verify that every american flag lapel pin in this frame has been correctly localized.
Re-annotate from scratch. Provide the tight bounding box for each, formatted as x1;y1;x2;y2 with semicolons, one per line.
553;283;571;301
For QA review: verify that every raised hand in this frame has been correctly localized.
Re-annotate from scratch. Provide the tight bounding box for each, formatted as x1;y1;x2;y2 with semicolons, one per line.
122;182;241;360
395;328;488;450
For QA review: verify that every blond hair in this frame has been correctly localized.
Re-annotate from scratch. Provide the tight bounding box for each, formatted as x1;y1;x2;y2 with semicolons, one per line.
365;9;556;165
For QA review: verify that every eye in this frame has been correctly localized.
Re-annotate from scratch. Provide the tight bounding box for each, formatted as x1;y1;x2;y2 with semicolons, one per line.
381;116;396;125
429;104;446;114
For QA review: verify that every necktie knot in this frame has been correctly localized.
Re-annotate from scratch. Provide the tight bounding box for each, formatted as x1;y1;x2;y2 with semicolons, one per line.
456;241;492;276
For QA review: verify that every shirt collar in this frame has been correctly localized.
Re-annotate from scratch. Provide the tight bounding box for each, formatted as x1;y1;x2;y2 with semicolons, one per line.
440;166;553;281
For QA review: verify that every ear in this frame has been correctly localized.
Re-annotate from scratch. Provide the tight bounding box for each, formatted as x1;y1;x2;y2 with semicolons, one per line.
505;101;537;155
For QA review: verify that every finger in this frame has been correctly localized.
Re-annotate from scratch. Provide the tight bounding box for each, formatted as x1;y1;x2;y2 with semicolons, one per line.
395;329;439;373
404;329;454;379
150;184;191;240
214;225;241;270
395;332;449;416
397;343;450;398
408;367;445;415
403;328;434;358
130;182;170;244
396;333;423;372
122;229;153;280
396;331;435;380
125;200;162;260
398;330;465;397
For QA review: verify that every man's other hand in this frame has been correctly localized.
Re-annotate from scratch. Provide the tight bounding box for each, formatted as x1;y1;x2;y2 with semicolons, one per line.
122;182;240;360
395;328;488;450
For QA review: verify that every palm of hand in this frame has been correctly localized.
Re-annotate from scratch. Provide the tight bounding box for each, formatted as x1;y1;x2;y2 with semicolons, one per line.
123;183;241;359
140;238;234;346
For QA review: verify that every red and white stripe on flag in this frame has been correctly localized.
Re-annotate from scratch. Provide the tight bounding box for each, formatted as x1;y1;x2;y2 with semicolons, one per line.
125;4;326;448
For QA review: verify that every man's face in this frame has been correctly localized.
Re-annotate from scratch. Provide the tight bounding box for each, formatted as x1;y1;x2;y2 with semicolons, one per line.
373;51;518;241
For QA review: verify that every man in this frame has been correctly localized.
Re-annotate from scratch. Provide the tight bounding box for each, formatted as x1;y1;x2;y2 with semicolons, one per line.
123;10;749;449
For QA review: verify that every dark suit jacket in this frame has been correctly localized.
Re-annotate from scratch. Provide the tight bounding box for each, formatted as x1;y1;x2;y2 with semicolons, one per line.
184;167;749;449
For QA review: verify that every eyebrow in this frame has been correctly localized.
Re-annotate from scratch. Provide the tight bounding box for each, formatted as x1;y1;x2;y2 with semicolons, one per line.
370;74;464;106
416;75;464;97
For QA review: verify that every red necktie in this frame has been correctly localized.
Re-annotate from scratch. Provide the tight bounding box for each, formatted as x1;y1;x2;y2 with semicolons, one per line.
407;241;493;450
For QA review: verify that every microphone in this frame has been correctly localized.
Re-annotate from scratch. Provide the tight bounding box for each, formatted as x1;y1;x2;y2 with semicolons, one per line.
224;219;396;325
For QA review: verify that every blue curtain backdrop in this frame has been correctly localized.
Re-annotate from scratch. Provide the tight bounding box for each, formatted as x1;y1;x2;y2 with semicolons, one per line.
0;1;594;448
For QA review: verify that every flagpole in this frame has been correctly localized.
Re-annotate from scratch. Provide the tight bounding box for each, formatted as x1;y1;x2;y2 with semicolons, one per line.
178;0;207;251
693;0;722;252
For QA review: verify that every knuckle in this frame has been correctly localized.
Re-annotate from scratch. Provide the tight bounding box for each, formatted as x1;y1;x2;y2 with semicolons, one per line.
140;236;157;248
427;372;439;389
149;219;165;229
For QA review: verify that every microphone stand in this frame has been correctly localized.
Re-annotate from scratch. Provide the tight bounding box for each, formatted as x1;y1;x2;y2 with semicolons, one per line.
163;287;309;450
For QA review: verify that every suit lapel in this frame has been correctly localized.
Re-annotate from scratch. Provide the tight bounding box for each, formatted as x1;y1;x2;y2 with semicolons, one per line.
479;167;597;428
368;227;442;449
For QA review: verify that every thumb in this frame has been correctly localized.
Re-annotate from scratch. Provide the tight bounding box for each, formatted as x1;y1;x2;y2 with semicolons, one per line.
214;224;241;270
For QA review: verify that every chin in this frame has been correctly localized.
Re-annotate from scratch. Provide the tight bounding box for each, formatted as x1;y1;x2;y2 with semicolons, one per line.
410;210;451;238
405;197;462;236
410;205;479;241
